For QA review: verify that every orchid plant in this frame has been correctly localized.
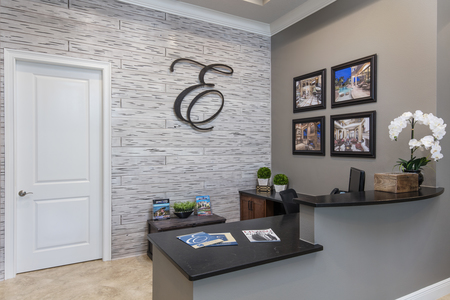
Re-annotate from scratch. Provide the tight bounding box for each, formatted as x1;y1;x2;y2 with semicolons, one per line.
389;110;446;171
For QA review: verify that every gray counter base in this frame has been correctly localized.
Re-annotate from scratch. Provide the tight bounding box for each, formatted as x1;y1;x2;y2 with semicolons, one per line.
152;247;322;300
153;248;194;300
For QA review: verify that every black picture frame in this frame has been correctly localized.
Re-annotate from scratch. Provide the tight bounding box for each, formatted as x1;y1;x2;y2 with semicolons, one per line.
330;111;376;158
293;69;326;113
331;54;377;108
292;116;325;156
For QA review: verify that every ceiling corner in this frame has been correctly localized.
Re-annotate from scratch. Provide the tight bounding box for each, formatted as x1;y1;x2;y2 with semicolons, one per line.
270;0;337;36
118;0;336;37
118;0;271;36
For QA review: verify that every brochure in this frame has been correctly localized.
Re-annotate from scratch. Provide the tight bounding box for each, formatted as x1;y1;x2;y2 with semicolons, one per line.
177;232;223;249
206;233;238;247
196;195;212;216
242;228;281;242
152;199;170;221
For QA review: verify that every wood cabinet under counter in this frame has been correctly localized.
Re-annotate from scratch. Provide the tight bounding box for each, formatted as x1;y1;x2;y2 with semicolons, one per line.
240;194;271;220
239;189;285;220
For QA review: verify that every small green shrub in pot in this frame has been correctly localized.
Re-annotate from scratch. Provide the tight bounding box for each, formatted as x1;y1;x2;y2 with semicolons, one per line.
273;174;288;192
257;167;271;179
173;201;196;212
173;201;196;219
273;174;288;185
257;167;271;186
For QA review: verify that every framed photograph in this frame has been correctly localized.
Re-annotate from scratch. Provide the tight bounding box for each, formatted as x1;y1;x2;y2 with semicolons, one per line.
293;69;326;112
292;116;325;156
331;54;377;108
330;111;376;158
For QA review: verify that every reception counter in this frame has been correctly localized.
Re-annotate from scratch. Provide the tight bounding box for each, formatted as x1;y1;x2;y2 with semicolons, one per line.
149;213;322;299
150;187;444;300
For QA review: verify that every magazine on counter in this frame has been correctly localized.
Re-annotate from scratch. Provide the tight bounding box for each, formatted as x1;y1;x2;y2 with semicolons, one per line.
206;233;238;247
152;199;170;221
242;228;281;242
196;195;212;216
177;232;224;249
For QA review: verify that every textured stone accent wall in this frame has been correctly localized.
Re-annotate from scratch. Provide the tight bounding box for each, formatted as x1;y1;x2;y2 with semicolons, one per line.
0;0;271;280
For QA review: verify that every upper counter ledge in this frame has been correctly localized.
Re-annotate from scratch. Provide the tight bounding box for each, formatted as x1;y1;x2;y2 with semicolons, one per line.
293;186;444;207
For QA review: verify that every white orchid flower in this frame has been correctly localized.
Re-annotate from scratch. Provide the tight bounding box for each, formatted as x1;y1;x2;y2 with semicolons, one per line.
413;110;424;124
390;111;446;165
420;135;435;149
401;112;413;121
431;152;443;161
431;142;442;154
422;113;431;125
433;125;447;140
408;139;422;149
429;117;443;128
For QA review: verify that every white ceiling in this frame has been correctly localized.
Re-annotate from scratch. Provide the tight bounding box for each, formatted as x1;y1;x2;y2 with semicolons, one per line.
118;0;337;36
176;0;308;24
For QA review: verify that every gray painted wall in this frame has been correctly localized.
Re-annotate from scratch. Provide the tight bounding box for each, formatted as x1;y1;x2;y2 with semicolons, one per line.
272;0;438;194
272;0;450;297
438;1;450;176
435;0;450;292
0;0;271;280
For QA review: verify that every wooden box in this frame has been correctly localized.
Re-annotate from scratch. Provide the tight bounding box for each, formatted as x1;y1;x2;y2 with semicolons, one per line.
374;173;419;193
256;185;272;192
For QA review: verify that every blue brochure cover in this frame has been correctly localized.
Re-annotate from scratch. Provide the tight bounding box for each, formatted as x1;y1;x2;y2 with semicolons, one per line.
206;233;238;247
153;199;170;221
177;232;223;249
196;195;212;216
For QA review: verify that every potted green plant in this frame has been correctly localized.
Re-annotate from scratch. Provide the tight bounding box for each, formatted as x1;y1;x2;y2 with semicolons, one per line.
273;174;289;192
173;201;196;218
257;167;271;186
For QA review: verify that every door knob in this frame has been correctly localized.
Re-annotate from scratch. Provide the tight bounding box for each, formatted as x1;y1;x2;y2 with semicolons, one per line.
18;190;33;197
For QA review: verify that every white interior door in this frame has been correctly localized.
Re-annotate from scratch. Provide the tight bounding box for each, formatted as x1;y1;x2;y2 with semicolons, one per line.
15;60;103;273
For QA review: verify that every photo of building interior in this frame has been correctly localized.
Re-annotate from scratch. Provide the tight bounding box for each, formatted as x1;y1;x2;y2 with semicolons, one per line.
335;62;372;102
295;121;322;151
1;0;450;299
295;75;323;107
333;117;370;152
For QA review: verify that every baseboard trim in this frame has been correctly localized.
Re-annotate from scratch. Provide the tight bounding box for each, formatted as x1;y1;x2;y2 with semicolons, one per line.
397;277;450;300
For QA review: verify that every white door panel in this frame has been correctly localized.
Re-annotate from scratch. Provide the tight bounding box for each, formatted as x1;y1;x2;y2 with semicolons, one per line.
35;197;90;250
15;60;102;273
35;75;90;183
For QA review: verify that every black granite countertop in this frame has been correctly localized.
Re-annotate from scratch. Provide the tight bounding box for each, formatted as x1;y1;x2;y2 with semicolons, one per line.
293;186;444;207
148;213;323;281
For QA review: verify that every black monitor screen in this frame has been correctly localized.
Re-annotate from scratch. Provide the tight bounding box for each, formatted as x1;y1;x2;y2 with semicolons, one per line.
348;168;365;192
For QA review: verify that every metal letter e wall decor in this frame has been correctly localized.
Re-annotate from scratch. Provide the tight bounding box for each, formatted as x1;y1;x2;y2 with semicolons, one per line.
170;58;233;131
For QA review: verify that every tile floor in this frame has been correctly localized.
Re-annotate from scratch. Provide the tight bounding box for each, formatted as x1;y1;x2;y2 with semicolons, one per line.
0;255;448;299
0;255;152;300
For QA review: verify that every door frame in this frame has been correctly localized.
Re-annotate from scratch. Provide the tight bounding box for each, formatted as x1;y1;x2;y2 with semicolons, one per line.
4;49;112;279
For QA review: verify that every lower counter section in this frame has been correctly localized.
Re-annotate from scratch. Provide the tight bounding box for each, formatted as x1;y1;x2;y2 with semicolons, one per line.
153;246;322;300
150;213;322;300
148;213;322;281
